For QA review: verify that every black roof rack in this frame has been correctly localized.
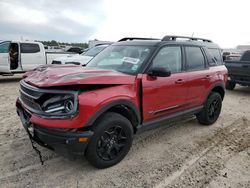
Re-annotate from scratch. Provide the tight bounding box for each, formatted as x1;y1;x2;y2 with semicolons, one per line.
118;37;159;42
162;35;212;43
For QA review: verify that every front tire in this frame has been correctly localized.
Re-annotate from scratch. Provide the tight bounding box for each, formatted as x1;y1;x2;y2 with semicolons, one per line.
196;92;222;125
86;112;133;169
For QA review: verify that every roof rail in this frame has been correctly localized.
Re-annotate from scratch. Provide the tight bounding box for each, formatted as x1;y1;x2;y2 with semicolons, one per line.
162;35;212;43
118;37;159;42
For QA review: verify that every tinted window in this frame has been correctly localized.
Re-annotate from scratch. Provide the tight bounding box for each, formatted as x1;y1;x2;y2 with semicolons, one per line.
240;51;250;61
152;46;182;73
208;48;223;65
0;42;10;53
186;47;205;70
20;43;40;53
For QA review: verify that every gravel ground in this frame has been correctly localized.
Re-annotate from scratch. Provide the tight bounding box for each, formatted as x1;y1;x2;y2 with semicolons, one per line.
0;75;249;188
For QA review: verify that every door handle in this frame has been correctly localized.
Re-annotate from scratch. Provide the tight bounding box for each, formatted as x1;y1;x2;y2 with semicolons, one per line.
203;75;212;80
175;79;184;84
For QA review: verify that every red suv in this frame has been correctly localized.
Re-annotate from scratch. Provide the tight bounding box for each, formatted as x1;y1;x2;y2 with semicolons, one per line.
16;36;228;168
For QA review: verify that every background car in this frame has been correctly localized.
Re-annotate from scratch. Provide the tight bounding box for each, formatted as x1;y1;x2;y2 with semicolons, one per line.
51;44;110;66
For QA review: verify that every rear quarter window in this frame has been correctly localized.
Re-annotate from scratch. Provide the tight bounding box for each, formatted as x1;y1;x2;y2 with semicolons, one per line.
208;48;223;65
20;43;40;53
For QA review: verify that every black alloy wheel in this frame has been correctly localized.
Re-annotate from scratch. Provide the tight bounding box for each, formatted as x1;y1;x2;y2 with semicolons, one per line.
196;92;222;125
208;98;220;121
86;112;133;168
97;125;128;161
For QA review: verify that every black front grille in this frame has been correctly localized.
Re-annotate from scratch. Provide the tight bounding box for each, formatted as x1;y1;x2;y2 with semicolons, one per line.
19;81;43;112
20;92;42;111
20;82;43;99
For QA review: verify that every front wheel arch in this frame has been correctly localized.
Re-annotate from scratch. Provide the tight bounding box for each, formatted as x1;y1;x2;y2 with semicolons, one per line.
85;100;141;132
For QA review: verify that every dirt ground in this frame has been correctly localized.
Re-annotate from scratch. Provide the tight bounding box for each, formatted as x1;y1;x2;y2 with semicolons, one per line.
0;75;249;188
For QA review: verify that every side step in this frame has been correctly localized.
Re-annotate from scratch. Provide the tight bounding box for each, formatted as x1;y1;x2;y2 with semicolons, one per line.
1;73;14;76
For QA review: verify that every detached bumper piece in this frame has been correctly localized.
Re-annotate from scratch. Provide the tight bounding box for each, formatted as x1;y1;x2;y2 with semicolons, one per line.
17;105;93;162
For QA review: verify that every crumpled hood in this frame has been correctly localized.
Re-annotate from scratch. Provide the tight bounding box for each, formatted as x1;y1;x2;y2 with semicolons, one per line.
54;55;93;65
23;65;136;87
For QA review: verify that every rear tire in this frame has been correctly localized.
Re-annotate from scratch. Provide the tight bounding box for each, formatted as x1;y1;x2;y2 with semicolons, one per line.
226;81;236;90
196;92;222;125
86;112;133;169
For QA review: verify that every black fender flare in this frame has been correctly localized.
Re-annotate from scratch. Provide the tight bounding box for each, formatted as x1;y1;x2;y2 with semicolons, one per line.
85;99;141;127
204;83;225;103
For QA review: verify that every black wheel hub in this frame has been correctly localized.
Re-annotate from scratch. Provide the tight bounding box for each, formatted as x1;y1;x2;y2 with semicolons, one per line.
208;98;220;120
97;125;127;161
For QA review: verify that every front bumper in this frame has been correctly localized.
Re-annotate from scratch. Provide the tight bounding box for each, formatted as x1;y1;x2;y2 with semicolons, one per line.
17;105;93;158
228;75;250;86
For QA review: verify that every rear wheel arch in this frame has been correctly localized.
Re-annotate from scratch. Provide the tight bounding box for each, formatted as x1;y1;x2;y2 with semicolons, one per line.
206;83;225;101
85;100;141;133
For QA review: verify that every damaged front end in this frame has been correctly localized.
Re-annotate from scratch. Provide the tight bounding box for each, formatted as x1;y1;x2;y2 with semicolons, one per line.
19;80;78;119
16;66;137;164
16;80;94;164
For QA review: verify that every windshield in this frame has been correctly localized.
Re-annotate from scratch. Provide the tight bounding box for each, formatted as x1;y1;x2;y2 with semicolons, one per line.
87;45;152;74
82;45;108;57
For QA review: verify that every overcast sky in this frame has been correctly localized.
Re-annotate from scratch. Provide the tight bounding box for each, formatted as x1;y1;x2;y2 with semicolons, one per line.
0;0;249;48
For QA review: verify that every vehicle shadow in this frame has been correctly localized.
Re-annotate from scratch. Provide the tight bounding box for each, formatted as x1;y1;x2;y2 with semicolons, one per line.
73;116;200;171
230;86;250;94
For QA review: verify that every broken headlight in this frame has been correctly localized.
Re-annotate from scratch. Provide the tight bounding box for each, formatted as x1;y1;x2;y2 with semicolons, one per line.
41;94;77;116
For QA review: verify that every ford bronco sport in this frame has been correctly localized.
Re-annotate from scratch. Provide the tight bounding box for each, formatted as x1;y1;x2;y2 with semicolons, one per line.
16;36;228;168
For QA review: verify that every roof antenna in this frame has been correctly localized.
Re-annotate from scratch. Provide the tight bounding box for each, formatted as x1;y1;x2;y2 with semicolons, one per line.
191;32;194;37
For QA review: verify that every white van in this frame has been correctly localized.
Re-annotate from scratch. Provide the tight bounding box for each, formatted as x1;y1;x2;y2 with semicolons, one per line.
0;40;74;75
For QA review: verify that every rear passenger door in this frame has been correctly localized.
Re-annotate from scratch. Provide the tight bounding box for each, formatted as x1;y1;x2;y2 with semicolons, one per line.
21;43;44;71
142;46;189;121
184;46;212;107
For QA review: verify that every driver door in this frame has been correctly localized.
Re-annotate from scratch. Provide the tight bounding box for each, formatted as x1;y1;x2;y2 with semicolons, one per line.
142;46;189;121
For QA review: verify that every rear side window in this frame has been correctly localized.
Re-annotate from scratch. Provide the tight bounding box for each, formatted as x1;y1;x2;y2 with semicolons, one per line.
152;46;182;73
185;47;205;70
20;43;40;53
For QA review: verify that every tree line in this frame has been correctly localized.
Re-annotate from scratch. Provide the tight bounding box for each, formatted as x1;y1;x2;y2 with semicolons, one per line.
35;40;89;48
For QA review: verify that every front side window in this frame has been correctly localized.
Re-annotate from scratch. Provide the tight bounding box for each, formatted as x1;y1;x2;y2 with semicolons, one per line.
0;42;10;53
185;47;205;70
87;45;153;74
152;46;182;73
20;43;40;53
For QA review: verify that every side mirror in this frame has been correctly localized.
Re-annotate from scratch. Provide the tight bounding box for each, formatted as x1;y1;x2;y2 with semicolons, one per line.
148;67;171;77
